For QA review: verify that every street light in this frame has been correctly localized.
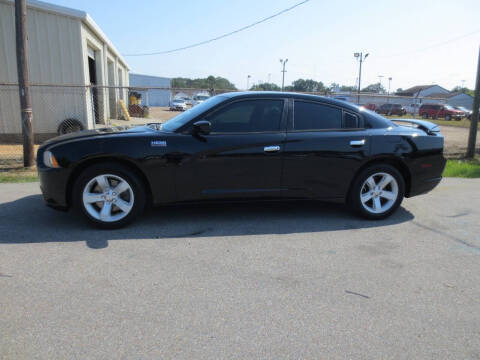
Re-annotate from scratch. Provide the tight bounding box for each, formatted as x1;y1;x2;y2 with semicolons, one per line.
387;77;392;102
280;59;288;91
354;52;369;104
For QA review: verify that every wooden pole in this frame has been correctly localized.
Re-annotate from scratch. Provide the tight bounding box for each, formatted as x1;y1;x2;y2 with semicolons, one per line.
466;47;480;159
15;0;34;167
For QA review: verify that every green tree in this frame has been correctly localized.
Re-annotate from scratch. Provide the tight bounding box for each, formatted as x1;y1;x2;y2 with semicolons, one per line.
171;76;236;90
451;86;473;96
361;82;386;93
290;78;325;92
340;85;357;92
250;82;281;91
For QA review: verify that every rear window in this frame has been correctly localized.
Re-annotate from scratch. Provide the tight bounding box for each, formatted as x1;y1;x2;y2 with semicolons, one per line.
293;101;342;130
343;112;359;128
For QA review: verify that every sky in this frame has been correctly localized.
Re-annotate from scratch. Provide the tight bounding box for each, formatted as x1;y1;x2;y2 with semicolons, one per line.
47;0;480;91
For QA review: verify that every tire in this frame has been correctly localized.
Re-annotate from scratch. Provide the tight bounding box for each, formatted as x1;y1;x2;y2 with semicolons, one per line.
73;163;146;229
445;115;451;121
421;113;428;119
349;164;405;220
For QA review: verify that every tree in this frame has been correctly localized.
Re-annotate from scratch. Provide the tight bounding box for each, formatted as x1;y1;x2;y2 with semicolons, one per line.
340;85;357;92
290;78;326;92
361;82;386;93
171;76;236;90
451;86;474;96
250;82;281;91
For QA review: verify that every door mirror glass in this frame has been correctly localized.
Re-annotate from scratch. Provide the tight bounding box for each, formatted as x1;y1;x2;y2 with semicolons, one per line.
193;120;211;135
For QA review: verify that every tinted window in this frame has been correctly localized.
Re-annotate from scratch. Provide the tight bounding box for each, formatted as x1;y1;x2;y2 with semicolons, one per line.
344;112;359;128
205;99;283;133
293;101;342;130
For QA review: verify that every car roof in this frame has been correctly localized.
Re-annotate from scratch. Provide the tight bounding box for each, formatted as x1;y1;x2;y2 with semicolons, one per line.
220;91;361;112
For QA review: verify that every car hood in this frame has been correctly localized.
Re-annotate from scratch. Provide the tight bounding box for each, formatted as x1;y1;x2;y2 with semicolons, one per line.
41;125;160;147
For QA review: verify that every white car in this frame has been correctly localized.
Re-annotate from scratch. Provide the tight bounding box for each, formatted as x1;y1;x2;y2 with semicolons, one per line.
192;94;211;106
170;99;187;111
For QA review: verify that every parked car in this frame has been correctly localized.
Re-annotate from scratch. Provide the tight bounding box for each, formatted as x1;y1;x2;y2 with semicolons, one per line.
454;106;472;120
364;103;377;111
182;96;193;106
192;94;211;106
404;103;420;115
37;92;446;228
376;103;406;116
418;104;463;121
170;99;187;111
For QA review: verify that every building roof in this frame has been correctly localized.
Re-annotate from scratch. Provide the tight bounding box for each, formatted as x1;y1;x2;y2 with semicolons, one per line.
396;84;448;96
1;0;129;69
426;92;473;99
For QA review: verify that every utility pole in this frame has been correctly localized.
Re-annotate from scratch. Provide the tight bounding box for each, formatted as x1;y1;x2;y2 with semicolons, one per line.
246;75;251;91
466;47;480;159
15;0;34;167
280;59;288;91
354;52;369;104
387;77;392;103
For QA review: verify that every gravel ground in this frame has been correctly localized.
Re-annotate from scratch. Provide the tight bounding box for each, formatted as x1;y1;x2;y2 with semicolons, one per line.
1;179;480;359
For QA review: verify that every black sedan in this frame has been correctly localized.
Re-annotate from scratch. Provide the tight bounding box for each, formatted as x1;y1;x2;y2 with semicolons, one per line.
37;92;446;228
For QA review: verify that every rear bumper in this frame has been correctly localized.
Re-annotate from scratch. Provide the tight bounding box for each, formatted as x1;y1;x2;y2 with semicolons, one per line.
38;167;71;210
407;176;442;197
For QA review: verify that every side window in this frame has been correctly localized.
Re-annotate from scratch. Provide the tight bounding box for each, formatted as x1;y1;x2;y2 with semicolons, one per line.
293;101;342;130
205;99;283;133
343;112;359;128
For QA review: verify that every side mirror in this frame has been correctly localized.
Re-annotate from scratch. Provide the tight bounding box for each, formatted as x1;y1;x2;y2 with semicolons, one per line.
193;120;211;135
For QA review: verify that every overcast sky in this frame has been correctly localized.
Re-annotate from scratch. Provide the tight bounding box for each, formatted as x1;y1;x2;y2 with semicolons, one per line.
49;0;480;90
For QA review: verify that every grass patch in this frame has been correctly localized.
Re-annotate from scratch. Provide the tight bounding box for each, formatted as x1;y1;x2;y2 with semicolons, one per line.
443;159;480;178
0;165;38;183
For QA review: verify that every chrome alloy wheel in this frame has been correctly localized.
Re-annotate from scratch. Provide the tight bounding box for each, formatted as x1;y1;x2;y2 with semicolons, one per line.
82;174;134;222
360;172;399;214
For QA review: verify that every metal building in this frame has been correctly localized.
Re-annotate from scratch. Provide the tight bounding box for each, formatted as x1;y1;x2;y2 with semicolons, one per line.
129;73;171;107
0;0;130;141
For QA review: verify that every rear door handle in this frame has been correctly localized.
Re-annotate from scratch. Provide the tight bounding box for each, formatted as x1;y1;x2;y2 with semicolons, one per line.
264;145;280;152
350;139;365;147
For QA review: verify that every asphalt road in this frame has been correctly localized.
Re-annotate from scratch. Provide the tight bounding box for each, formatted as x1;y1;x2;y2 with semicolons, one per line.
1;179;480;359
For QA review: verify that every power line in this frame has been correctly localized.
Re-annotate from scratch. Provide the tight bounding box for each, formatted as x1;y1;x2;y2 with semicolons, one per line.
377;28;480;58
123;0;311;56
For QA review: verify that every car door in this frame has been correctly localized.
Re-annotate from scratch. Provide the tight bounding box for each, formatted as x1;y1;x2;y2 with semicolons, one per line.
282;99;370;201
174;98;288;201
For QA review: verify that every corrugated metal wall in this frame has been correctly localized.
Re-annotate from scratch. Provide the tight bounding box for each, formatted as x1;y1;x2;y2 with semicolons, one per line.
0;1;86;135
129;74;171;107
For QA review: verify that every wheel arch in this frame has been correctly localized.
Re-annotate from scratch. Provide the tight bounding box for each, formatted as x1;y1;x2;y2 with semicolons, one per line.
66;156;153;208
346;156;412;202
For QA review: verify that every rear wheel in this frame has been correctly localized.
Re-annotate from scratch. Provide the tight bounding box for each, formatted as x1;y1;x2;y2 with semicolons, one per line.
73;163;146;229
350;164;405;220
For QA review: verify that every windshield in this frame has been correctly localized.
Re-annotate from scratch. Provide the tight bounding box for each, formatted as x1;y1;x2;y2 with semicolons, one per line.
444;105;455;110
162;95;227;132
197;95;210;100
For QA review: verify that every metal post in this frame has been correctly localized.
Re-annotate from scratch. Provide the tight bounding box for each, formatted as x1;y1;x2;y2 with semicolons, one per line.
387;77;392;103
246;75;251;91
357;53;362;104
280;59;288;91
466;47;480;159
15;0;34;167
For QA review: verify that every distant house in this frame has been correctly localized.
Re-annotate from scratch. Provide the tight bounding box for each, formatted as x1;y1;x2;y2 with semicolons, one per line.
396;85;449;98
425;92;474;110
129;73;171;107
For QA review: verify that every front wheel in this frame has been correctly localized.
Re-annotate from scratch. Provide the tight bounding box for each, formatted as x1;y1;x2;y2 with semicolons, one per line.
73;163;146;229
349;164;405;220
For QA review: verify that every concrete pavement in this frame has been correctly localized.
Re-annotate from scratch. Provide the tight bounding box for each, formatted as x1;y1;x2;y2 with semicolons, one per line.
1;178;479;359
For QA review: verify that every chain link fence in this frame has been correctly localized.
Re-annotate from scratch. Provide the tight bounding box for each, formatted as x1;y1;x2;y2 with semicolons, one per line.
0;83;477;166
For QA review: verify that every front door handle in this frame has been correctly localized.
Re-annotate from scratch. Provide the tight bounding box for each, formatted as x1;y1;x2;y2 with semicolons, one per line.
350;139;365;147
264;145;280;153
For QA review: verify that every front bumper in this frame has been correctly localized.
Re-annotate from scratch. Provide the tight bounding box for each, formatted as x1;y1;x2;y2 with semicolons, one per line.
38;167;71;210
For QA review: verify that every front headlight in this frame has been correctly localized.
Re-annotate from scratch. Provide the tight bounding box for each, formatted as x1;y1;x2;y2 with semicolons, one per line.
43;150;60;168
